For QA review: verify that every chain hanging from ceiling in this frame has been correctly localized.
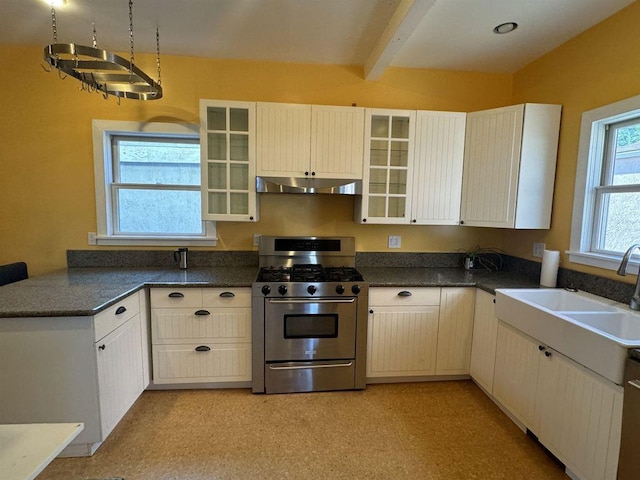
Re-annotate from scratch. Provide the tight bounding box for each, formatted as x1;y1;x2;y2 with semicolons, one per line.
43;0;163;101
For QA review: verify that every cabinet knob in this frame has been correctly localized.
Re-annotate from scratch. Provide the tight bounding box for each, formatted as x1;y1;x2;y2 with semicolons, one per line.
168;292;185;298
195;345;211;352
492;298;496;304
362;218;367;223
311;171;316;176
305;171;309;176
98;344;106;351
412;219;417;223
369;309;374;314
538;345;546;351
460;220;465;225
544;351;552;357
194;310;211;316
249;216;254;221
115;306;127;315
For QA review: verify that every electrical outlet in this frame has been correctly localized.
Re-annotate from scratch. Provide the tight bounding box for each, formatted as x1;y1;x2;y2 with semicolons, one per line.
533;242;546;258
388;235;401;248
253;234;261;247
87;232;97;245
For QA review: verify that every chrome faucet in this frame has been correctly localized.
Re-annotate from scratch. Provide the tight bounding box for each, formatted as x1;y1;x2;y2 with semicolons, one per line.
617;244;640;311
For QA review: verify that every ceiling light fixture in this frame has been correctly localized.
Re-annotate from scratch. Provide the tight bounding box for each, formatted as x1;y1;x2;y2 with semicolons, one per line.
43;0;163;101
493;22;518;34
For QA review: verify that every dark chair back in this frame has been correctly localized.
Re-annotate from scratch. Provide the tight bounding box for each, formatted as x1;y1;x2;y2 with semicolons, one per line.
0;262;28;286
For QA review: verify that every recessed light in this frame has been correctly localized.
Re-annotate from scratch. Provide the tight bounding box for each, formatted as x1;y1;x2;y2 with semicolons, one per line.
493;22;518;34
44;0;68;7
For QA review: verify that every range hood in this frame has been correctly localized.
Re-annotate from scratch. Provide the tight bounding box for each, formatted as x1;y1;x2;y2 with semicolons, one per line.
256;176;362;195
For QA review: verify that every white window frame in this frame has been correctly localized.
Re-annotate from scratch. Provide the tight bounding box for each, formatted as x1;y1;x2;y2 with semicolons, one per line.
569;94;640;274
93;119;217;246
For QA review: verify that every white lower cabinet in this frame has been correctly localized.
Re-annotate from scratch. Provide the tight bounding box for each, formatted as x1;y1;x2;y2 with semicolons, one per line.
436;288;475;375
366;287;474;380
96;313;144;437
150;287;252;385
493;321;623;480
469;290;498;393
0;290;148;457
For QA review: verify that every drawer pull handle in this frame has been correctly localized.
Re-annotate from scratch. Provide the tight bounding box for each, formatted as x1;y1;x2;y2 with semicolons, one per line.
115;306;127;315
195;345;211;352
194;310;210;316
219;291;235;298
168;292;185;298
398;291;412;297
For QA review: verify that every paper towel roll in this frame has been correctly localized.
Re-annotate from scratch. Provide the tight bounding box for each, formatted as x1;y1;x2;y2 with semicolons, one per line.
540;250;560;287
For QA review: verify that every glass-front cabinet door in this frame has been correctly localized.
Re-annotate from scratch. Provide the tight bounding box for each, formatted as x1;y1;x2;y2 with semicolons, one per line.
199;100;257;221
358;109;415;224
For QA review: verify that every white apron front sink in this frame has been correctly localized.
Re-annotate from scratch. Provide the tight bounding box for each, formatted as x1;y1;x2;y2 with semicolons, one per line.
495;288;640;385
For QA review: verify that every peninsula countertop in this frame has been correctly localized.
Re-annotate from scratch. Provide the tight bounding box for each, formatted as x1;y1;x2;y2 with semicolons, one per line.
0;266;540;318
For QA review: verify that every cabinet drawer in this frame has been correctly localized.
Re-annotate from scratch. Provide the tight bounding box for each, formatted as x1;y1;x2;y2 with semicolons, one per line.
94;293;140;342
152;343;251;384
150;288;203;308
369;287;441;306
151;307;251;344
201;288;251;307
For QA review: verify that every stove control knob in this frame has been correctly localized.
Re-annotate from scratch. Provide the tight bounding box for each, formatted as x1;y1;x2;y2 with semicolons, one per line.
278;285;288;295
351;285;361;295
307;285;317;295
261;285;271;296
335;284;345;295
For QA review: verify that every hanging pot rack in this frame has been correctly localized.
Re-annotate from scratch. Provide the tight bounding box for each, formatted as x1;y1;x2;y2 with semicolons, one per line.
43;0;163;101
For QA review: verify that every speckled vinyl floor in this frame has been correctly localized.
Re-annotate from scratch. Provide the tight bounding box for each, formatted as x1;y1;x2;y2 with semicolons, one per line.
38;381;567;480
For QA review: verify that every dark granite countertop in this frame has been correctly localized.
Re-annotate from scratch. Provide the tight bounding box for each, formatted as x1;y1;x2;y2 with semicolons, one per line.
0;265;539;318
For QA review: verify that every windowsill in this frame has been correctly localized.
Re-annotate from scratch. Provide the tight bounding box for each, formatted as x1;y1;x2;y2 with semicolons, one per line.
96;236;218;247
567;250;639;275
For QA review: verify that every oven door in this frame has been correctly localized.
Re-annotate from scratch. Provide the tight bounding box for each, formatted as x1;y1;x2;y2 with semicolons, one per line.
265;297;357;362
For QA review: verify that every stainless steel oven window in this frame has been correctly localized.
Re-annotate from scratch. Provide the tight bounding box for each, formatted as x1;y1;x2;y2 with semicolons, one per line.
284;314;338;338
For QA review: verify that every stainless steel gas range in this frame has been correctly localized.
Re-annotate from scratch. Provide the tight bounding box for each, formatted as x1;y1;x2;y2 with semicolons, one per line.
252;236;368;394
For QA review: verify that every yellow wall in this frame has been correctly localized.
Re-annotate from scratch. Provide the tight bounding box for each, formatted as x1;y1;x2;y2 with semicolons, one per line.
508;1;640;282
2;2;639;278
0;46;511;275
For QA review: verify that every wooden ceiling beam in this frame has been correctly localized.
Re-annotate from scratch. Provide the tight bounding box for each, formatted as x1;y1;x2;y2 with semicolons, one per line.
364;0;437;81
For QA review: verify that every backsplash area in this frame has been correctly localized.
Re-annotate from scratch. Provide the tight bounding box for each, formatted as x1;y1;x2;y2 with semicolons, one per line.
67;250;636;305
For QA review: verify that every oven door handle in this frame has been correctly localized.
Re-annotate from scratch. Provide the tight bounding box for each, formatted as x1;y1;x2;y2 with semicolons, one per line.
267;298;356;304
268;362;354;371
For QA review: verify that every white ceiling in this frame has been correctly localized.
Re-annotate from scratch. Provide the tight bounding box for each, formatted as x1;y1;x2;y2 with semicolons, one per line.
1;0;635;77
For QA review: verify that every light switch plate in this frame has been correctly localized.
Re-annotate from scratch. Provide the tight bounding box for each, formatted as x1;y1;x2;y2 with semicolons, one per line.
87;232;97;245
388;235;401;248
533;242;546;258
253;234;261;247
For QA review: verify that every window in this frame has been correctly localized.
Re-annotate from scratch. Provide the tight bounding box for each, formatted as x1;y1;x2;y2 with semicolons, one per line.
570;95;640;273
93;120;217;246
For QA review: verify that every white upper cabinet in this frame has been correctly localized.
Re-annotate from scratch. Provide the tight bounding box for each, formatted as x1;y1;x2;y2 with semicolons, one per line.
310;105;365;179
358;109;416;224
256;102;312;177
411;111;466;225
256;102;365;179
460;103;561;229
200;99;257;222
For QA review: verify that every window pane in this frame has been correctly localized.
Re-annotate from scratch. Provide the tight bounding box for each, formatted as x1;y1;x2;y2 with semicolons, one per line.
116;138;200;185
369;168;387;194
230;108;249;132
207;107;226;131
230;134;249;161
370;140;388;166
208;192;227;215
207;133;227;161
611;123;640;186
368;196;385;217
599;191;640;252
208;163;226;189
230;193;248;214
117;188;202;234
391;117;410;139
388;197;406;217
390;141;408;166
230;164;248;190
371;116;389;137
389;169;407;194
